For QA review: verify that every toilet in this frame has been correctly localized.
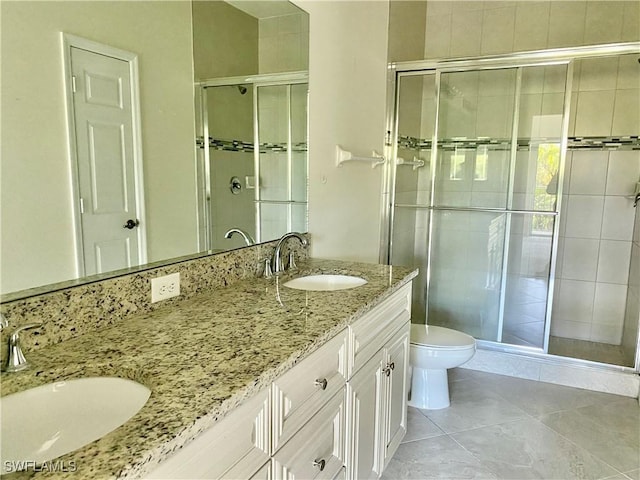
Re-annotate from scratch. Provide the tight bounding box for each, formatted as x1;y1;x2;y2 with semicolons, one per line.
408;324;476;410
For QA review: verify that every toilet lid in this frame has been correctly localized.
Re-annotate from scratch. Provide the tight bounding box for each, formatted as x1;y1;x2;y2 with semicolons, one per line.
410;324;475;349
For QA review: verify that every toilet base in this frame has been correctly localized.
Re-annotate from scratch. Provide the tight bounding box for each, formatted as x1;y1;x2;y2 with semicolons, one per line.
408;367;450;410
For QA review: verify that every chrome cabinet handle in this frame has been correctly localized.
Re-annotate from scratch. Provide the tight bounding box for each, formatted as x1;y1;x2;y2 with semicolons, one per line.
313;459;326;471
314;378;328;390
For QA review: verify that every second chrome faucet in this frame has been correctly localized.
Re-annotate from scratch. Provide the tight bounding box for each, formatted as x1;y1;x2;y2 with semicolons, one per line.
1;315;42;373
224;228;255;246
271;232;308;274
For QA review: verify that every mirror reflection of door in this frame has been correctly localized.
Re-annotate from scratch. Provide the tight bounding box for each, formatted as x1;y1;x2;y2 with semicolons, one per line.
68;44;146;276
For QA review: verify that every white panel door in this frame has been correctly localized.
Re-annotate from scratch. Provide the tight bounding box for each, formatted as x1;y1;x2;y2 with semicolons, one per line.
71;46;142;275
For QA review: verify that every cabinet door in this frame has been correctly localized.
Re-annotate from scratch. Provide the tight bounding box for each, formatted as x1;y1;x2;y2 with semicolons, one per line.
272;390;346;480
145;389;270;479
332;467;346;480
248;460;272;480
349;285;411;378
345;350;385;480
382;323;410;469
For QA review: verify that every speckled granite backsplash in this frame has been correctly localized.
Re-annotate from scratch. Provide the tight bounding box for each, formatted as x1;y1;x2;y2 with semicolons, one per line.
1;258;417;480
0;238;309;354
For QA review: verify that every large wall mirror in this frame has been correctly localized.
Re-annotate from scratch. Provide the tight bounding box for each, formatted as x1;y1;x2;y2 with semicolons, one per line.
0;0;309;298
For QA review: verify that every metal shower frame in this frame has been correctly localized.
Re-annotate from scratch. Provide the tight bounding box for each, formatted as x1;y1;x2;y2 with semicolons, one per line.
196;71;309;251
380;42;640;373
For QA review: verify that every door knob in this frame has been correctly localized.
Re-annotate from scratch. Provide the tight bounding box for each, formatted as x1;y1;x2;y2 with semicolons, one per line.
123;219;140;229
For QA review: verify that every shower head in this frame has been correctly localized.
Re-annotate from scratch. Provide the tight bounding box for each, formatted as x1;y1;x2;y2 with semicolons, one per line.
237;85;247;95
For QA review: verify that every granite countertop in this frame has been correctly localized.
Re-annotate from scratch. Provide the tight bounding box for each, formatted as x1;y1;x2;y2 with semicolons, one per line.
1;259;417;480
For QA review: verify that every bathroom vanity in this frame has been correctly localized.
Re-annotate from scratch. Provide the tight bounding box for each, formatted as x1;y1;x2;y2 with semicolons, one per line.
146;280;412;480
0;259;417;479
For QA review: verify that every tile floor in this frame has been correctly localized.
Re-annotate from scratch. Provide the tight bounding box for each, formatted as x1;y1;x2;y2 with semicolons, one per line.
383;368;640;480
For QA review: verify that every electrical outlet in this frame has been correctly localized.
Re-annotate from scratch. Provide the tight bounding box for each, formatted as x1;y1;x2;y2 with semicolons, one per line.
151;273;180;303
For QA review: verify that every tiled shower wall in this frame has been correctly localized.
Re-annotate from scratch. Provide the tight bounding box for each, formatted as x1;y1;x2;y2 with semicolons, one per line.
553;150;639;344
258;12;309;74
422;1;638;59
257;12;309;241
206;88;257;252
390;1;640;345
552;53;639;345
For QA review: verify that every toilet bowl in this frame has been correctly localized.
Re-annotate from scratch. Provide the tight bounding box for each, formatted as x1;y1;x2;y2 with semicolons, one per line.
408;324;476;410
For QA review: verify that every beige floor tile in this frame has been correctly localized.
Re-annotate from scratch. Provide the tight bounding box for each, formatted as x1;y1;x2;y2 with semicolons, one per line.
539;400;640;472
452;417;619;479
393;370;640;480
421;376;529;433
382;435;498;480
623;469;640;480
403;407;445;443
470;370;624;416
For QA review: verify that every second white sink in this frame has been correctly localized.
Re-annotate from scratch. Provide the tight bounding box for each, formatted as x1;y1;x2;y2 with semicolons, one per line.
283;274;367;291
0;377;151;472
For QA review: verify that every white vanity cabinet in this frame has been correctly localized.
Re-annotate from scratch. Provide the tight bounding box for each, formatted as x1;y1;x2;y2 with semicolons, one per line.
146;387;271;480
145;282;412;480
345;284;411;480
145;331;348;480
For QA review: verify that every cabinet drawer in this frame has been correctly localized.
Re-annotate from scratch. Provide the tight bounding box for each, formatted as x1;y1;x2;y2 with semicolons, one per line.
272;329;348;452
273;390;346;480
349;284;411;378
146;389;270;480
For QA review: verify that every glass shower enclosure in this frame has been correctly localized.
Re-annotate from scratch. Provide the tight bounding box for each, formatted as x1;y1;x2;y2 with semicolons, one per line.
195;72;308;252
383;43;640;371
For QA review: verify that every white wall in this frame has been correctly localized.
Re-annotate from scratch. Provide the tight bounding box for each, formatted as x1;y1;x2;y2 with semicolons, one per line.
1;1;198;293
293;0;390;263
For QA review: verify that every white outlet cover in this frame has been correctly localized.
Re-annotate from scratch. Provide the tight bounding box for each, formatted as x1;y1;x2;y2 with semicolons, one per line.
151;273;181;303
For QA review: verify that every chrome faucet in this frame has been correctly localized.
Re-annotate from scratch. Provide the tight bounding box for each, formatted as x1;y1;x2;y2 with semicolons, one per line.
3;323;42;372
272;232;308;274
224;228;255;246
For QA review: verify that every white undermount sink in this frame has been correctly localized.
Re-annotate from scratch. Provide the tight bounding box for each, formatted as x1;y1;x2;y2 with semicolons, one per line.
283;274;367;291
0;377;151;472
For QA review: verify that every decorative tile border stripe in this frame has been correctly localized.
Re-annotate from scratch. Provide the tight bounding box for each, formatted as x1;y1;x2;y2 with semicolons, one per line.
398;135;640;152
196;137;308;153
